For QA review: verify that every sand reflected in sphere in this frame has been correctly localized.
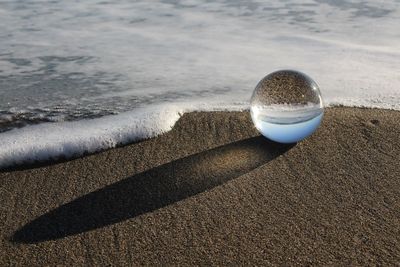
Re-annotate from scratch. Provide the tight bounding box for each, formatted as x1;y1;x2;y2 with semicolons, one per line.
250;70;324;143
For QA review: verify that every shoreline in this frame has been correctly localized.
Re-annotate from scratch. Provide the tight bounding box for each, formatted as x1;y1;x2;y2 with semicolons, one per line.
1;105;398;171
1;107;400;265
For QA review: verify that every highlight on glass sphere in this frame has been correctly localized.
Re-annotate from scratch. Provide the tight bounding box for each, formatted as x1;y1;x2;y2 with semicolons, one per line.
250;70;324;143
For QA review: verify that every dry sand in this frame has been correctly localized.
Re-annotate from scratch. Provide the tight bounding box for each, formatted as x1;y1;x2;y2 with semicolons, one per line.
1;107;399;266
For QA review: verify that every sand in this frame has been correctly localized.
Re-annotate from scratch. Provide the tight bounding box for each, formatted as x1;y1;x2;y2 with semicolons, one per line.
1;107;399;266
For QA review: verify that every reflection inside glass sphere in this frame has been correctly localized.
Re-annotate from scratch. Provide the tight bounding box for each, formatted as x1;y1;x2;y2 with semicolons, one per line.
250;70;324;143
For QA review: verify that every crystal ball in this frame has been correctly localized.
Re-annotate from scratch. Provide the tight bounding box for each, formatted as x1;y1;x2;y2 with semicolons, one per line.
250;70;324;143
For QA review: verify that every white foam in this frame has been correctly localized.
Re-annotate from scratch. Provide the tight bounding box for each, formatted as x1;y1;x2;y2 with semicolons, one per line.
0;103;247;169
1;0;400;110
0;105;178;168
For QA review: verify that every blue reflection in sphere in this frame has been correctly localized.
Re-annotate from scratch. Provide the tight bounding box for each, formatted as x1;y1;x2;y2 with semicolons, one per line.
250;70;324;143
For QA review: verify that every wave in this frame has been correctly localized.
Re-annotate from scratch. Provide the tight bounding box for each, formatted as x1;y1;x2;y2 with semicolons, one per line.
1;98;399;169
0;103;247;169
1;0;400;168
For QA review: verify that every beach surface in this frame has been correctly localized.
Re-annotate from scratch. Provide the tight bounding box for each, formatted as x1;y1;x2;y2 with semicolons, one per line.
1;107;399;265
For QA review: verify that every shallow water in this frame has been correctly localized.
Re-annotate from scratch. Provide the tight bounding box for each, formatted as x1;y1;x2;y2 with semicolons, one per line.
0;0;399;167
1;0;399;131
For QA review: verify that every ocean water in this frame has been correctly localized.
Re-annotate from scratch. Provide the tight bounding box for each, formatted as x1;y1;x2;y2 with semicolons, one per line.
1;0;399;167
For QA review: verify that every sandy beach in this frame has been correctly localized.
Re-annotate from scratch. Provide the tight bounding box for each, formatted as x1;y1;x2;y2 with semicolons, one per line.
1;107;399;265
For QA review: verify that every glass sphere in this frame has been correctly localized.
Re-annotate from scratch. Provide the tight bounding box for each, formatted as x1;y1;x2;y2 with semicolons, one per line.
250;70;324;143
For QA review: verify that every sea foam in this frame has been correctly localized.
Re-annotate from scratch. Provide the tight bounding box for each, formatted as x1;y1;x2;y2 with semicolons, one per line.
0;105;181;169
0;98;394;169
0;103;247;169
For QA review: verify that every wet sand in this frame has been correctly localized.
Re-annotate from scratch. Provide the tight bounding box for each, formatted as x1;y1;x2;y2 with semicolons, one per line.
1;107;400;265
